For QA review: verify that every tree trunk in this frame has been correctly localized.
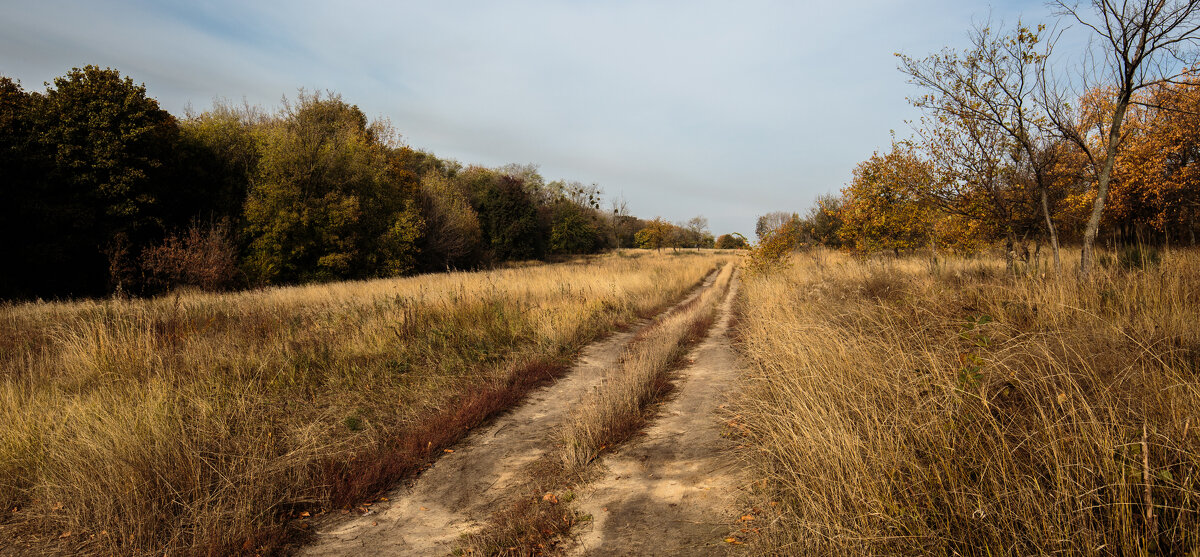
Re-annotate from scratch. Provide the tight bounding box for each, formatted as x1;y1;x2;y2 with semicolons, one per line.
1081;100;1129;277
1040;186;1062;276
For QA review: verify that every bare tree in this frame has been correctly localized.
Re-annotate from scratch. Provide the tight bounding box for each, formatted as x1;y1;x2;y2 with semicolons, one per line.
901;22;1065;274
610;196;630;250
755;211;797;241
1045;0;1200;275
686;216;710;250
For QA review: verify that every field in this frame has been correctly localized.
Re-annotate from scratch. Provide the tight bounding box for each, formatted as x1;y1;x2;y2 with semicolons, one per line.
0;251;728;555
734;249;1200;554
4;245;1199;556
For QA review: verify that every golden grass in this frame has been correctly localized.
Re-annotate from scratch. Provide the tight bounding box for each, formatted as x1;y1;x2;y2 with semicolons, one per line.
734;248;1200;555
0;251;725;555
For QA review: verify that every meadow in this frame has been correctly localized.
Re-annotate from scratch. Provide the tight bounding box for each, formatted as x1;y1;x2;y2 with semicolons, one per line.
734;249;1200;554
0;251;725;555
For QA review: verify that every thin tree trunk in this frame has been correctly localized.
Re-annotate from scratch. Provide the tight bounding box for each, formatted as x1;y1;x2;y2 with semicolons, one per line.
1081;101;1129;277
1041;186;1062;276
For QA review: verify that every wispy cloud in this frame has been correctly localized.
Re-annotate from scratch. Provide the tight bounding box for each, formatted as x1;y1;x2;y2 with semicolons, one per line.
1;0;1052;234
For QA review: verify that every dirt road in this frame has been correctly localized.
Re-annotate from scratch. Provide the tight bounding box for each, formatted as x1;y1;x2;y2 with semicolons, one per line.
565;271;746;556
301;271;724;556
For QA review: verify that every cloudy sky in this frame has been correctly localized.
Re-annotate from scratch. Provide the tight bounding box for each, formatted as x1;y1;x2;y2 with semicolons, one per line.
1;0;1060;236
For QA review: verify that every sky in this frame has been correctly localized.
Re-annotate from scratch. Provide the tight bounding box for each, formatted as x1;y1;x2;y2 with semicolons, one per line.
0;0;1061;236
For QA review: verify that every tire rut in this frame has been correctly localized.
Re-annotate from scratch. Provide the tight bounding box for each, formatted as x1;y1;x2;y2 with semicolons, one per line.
566;271;746;557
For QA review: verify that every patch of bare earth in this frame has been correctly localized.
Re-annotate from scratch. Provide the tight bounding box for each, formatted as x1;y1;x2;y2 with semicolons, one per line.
300;272;720;557
566;273;747;557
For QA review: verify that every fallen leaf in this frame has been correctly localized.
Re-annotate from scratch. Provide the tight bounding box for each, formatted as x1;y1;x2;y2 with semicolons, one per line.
51;502;64;511
419;506;428;511
542;493;559;504
59;531;72;539
741;514;755;521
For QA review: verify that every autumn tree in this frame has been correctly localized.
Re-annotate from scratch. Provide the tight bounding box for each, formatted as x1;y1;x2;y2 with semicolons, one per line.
635;218;675;251
838;143;937;255
901;22;1065;273
1044;0;1200;275
1110;79;1200;244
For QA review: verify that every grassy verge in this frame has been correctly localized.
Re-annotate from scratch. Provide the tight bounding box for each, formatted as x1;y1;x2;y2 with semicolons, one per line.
733;248;1200;554
460;261;737;555
0;251;721;556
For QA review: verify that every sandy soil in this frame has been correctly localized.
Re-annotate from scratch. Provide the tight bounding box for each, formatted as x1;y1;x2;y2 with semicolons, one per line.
300;271;720;557
566;271;746;557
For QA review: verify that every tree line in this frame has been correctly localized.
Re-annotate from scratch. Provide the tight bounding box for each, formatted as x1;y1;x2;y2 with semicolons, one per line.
0;66;740;300
757;1;1200;276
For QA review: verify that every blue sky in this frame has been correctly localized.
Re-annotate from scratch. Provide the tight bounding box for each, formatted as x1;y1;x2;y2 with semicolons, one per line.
1;0;1056;236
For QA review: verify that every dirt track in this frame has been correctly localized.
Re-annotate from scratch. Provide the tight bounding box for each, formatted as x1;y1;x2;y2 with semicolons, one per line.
565;271;746;556
301;271;725;556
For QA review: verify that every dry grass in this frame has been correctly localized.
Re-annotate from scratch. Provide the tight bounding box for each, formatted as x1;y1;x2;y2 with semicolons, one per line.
460;261;739;555
0;251;723;556
734;248;1200;554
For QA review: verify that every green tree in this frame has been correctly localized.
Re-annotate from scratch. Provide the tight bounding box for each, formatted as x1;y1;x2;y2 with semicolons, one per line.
242;92;419;284
13;66;181;296
548;201;599;254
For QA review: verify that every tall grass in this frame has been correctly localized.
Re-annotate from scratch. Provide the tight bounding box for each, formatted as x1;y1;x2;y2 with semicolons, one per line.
735;249;1200;554
0;252;723;555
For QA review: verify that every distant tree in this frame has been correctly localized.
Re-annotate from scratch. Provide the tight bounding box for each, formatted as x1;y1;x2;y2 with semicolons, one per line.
715;233;749;249
176;100;261;229
241;91;417;284
801;194;845;248
471;172;545;261
418;171;482;269
685;216;710;250
548;200;599;254
635;217;675;251
0;77;44;298
755;211;797;241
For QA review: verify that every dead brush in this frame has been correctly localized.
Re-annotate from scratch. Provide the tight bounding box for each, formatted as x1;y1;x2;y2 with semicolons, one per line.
734;247;1200;555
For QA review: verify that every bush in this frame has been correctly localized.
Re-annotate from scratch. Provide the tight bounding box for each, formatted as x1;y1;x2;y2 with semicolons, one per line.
141;221;239;291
